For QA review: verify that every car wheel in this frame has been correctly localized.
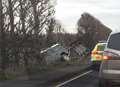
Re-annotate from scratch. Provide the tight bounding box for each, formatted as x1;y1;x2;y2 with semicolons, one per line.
91;62;97;70
99;79;107;87
91;62;100;71
91;62;95;70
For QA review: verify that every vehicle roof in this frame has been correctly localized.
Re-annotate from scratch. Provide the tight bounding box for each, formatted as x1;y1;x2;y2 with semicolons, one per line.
92;42;106;51
96;42;106;46
110;31;120;35
40;44;60;53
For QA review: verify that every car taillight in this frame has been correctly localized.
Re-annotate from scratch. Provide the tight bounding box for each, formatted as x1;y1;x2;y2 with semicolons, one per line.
103;56;111;60
103;50;118;60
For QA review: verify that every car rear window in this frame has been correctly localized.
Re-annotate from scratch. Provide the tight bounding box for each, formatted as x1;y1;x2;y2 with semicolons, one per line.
107;33;120;50
97;44;105;51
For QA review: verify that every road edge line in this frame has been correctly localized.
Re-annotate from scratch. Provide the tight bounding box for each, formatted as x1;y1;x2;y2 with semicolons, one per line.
55;70;92;87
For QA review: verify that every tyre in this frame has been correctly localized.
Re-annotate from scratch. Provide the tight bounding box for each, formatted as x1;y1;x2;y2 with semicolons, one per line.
91;62;95;70
98;80;107;87
91;61;100;71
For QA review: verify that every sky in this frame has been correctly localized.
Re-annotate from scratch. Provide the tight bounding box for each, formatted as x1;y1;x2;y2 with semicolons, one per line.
55;0;120;33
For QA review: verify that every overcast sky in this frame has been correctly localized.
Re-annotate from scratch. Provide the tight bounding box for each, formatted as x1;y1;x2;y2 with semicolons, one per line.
55;0;120;33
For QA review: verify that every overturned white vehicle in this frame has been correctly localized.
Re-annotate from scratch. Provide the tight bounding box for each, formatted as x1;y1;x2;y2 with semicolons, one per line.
40;44;69;64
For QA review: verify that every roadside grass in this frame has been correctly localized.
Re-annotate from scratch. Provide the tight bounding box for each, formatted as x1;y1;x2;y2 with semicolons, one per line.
0;72;16;80
0;56;90;80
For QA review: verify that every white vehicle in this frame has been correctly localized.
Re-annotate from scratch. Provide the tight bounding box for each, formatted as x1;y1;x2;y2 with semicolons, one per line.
99;32;120;87
40;44;69;64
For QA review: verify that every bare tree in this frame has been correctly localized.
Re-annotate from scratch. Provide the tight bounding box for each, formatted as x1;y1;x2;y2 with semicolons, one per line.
77;12;111;49
29;0;39;35
0;0;56;80
46;18;65;46
29;0;55;35
0;0;8;79
19;0;31;76
46;18;55;46
8;0;15;35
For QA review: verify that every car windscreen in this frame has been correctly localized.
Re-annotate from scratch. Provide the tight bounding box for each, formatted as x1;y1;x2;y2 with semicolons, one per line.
107;33;120;50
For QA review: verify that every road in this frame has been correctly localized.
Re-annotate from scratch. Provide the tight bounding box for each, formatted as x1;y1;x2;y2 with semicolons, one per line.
0;69;100;87
55;70;99;87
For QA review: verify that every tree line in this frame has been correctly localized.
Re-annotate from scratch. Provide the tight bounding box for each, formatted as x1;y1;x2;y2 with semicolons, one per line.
0;0;112;80
0;0;58;79
0;0;78;80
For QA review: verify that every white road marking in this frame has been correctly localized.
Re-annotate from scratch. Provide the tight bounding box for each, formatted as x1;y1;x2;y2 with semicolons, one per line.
55;70;93;87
